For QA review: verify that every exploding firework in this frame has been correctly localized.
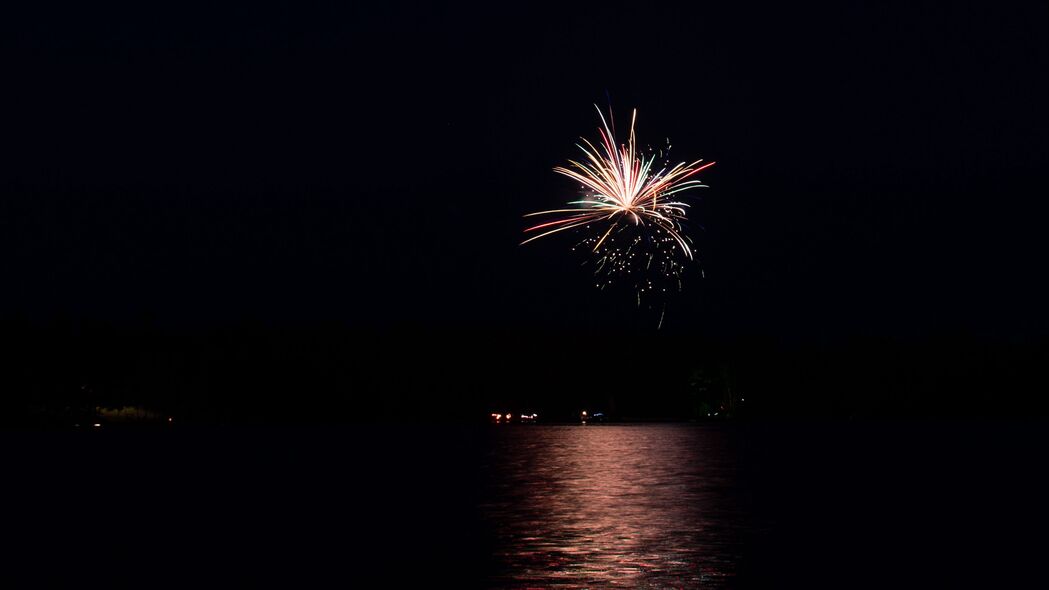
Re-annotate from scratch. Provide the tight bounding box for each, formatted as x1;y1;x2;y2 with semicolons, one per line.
522;106;715;308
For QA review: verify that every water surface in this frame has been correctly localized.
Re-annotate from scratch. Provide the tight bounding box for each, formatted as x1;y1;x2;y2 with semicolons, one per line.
481;425;746;588
5;421;1043;587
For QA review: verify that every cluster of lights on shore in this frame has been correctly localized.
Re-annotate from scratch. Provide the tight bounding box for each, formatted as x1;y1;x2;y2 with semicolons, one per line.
489;410;606;424
491;413;538;424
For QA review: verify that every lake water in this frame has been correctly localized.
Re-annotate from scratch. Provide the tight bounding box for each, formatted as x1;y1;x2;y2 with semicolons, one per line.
4;421;1043;587
480;425;746;588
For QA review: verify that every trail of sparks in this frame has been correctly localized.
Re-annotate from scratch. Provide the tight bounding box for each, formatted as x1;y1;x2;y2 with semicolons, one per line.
522;106;714;302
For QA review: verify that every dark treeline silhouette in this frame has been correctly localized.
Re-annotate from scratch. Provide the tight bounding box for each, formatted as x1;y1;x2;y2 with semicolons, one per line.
3;319;1045;427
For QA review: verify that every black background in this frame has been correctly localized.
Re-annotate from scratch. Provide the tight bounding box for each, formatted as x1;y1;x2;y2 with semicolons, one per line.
2;2;1047;420
3;3;1048;588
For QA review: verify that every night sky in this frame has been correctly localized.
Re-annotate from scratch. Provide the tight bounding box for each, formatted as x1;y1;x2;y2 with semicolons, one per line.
3;2;1047;420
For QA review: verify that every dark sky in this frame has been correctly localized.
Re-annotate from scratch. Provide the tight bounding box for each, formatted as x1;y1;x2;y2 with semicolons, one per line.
4;2;1047;342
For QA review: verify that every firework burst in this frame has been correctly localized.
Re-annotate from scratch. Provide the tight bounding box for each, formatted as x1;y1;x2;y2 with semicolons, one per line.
523;106;715;306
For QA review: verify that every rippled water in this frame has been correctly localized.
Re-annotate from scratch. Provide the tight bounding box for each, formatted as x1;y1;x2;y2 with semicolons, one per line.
8;422;1040;587
480;425;746;589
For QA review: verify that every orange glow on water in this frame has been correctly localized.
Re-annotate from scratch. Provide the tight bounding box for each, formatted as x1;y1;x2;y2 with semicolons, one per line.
483;425;739;587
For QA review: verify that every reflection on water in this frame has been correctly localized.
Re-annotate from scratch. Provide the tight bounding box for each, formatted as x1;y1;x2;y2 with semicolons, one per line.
481;425;745;588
